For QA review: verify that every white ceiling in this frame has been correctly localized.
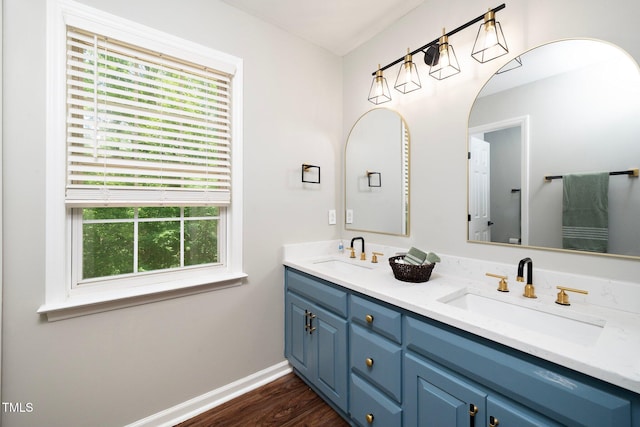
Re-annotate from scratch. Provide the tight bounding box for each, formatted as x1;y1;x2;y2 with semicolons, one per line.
222;0;426;56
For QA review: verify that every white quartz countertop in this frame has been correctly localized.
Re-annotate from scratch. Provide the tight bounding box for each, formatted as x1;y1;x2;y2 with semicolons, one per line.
283;241;640;395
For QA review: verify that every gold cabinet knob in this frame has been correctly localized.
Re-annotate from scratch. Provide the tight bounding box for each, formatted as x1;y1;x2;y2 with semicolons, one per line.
366;413;374;424
489;416;500;427
365;314;374;324
365;357;374;367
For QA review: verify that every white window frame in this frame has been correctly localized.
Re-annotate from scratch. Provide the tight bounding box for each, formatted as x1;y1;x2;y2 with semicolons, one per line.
40;0;245;321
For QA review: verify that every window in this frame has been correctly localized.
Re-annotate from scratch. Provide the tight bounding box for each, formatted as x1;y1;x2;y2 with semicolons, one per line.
41;0;244;320
74;207;221;284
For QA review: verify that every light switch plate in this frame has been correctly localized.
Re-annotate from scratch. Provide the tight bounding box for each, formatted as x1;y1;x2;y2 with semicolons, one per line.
346;209;353;224
328;209;336;225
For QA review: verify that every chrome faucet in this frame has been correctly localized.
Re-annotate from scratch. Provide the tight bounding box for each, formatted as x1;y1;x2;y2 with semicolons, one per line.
517;257;537;298
350;237;366;260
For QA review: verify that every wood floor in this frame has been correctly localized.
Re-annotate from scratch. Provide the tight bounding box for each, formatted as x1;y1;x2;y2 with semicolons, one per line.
175;373;350;427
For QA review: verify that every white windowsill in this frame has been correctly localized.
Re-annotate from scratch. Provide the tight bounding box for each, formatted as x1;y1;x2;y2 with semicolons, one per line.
38;272;248;322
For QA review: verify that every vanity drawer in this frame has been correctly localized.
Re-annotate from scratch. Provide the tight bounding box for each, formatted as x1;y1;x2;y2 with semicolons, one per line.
350;373;402;427
350;295;402;343
285;268;348;317
350;324;402;402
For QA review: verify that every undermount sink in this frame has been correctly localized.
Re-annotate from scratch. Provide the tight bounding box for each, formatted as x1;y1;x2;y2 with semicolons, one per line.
440;290;606;346
312;258;373;273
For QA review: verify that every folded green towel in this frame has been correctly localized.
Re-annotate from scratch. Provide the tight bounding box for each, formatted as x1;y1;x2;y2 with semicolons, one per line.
404;247;427;265
562;172;609;253
425;252;441;264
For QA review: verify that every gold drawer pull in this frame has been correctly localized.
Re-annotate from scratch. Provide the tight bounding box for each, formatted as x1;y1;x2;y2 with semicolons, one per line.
365;357;374;367
365;314;374;324
366;413;374;423
490;415;500;427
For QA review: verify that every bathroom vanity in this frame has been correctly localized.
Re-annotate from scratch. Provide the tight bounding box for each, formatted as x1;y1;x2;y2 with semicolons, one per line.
283;241;640;426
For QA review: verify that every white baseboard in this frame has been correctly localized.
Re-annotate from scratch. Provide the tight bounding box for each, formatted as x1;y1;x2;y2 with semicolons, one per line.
126;360;292;427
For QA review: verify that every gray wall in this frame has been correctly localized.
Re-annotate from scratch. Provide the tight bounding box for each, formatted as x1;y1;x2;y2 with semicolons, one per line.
2;0;341;425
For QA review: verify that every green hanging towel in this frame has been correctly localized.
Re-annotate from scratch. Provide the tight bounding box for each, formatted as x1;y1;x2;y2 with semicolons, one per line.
562;172;609;253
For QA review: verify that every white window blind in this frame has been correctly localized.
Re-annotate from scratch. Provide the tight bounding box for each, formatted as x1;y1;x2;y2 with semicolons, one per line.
66;27;233;207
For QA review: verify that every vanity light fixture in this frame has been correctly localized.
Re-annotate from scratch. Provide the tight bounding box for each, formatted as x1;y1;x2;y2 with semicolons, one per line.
368;65;392;105
368;4;507;103
429;30;461;80
471;9;509;63
394;49;422;93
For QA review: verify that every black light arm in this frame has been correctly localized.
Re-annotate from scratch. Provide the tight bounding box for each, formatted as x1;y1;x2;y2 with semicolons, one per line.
371;3;506;75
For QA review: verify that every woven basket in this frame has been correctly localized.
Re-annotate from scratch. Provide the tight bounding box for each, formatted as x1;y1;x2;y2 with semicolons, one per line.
388;255;435;283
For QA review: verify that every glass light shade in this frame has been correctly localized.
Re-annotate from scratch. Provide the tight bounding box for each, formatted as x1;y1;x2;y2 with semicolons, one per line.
394;51;421;94
471;11;509;63
368;68;392;104
429;35;461;80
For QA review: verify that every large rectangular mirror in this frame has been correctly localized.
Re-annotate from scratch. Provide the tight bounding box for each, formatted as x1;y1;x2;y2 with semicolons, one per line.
468;39;640;259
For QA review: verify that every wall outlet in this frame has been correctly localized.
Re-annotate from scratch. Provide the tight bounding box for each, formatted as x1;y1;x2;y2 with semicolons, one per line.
346;209;353;224
328;209;336;225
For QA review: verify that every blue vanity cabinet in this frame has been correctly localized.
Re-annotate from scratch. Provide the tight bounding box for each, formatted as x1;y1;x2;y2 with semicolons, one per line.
349;296;403;426
404;315;635;427
284;268;349;413
283;267;640;426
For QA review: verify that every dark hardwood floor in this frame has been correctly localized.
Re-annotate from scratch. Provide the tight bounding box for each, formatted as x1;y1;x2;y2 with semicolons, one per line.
175;373;350;427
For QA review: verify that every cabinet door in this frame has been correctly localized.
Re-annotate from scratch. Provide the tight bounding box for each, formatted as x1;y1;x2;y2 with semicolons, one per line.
285;292;312;378
313;302;349;413
285;291;348;413
404;353;486;427
487;394;563;427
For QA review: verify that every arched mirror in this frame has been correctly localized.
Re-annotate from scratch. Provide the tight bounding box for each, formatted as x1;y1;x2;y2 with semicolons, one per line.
345;108;409;236
468;39;640;259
